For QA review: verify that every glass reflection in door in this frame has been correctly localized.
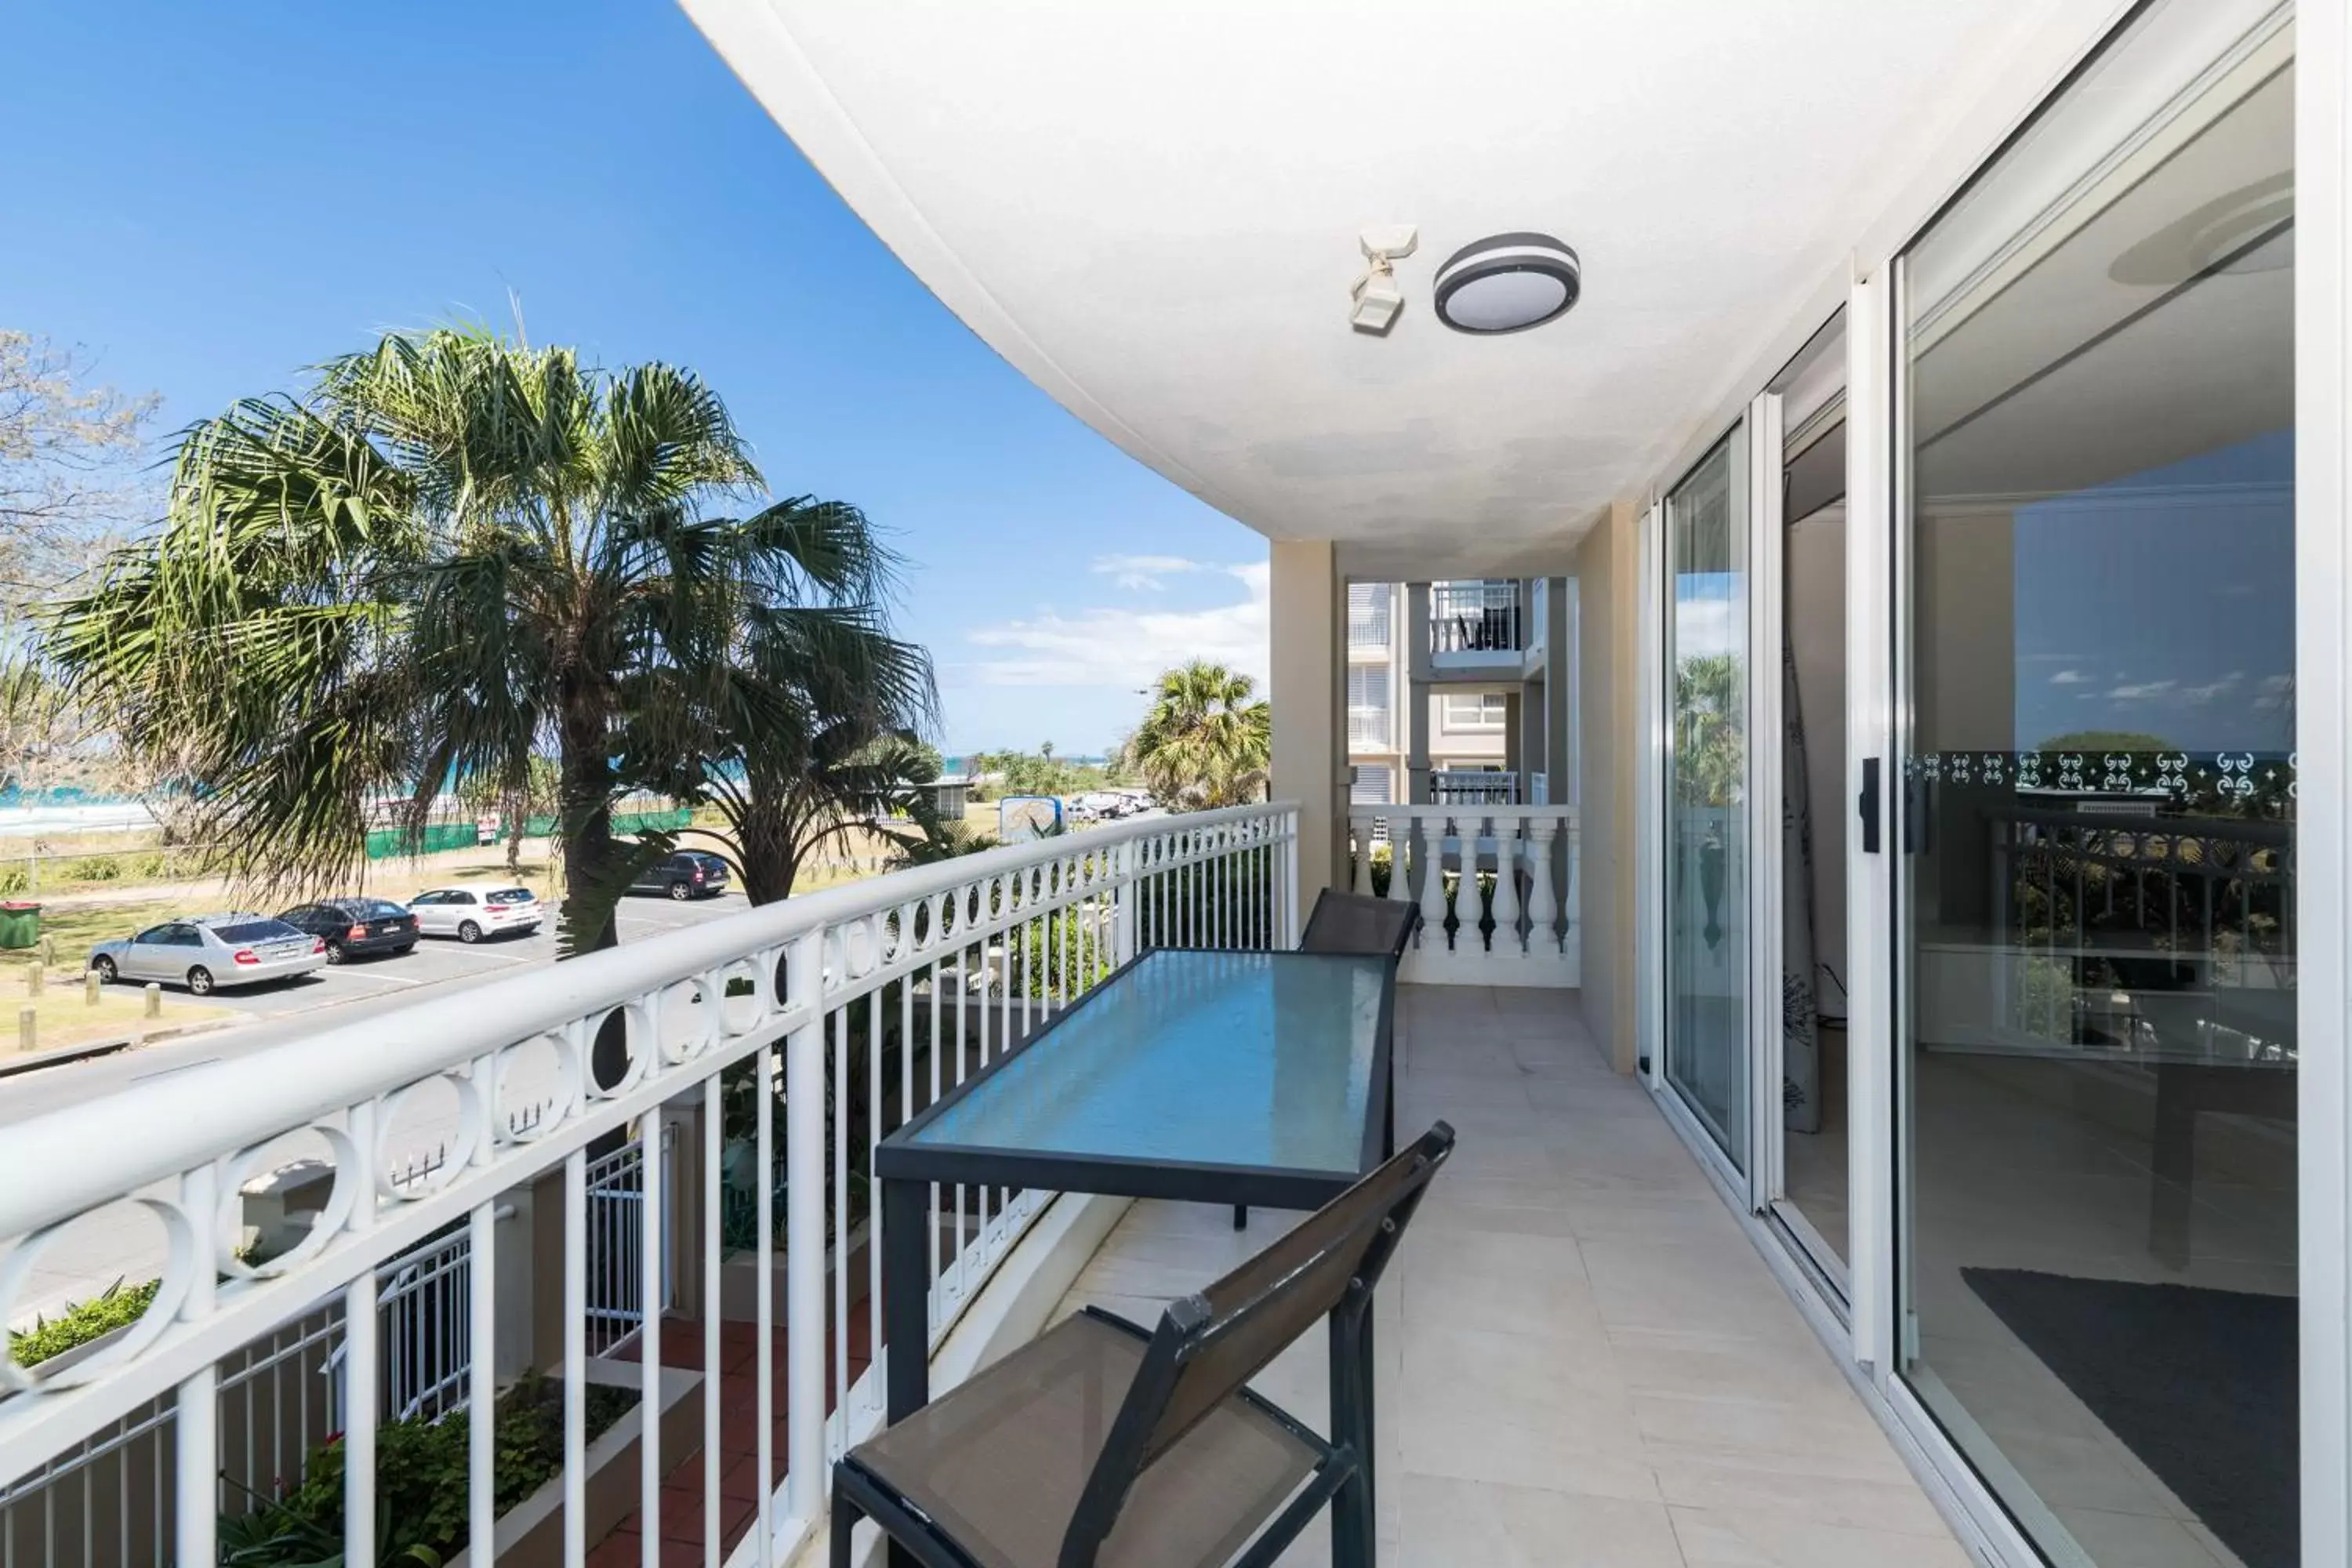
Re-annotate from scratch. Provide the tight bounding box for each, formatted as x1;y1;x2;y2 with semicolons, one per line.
1664;431;1749;1171
1895;5;2296;1563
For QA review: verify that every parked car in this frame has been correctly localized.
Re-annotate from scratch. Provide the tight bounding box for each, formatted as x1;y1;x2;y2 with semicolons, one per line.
408;884;543;942
87;913;328;996
276;897;421;963
627;850;731;901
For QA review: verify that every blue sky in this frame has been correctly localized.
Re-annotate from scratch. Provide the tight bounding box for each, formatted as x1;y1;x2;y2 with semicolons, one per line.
0;2;1265;757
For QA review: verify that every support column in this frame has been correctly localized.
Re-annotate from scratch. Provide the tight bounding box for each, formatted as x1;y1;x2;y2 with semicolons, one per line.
1271;540;1346;900
1405;583;1432;804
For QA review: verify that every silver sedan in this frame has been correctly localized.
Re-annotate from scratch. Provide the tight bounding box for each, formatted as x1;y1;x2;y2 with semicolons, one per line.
87;913;329;996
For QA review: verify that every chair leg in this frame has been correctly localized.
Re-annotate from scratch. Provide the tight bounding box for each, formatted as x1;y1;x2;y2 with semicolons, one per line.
1233;1203;1248;1231
833;1490;862;1568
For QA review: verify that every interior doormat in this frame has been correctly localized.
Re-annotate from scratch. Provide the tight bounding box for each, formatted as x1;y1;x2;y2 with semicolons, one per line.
1962;1267;2295;1568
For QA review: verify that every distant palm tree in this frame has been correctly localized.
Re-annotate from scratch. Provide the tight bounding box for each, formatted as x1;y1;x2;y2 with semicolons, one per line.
50;325;914;952
1127;659;1272;809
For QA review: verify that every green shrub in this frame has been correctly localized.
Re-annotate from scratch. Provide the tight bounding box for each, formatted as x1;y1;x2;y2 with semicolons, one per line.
68;855;122;883
9;1277;160;1367
223;1372;636;1564
0;866;26;896
126;851;168;880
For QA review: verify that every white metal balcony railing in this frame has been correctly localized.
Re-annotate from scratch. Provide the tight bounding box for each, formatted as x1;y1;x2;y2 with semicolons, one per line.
0;802;1298;1568
1346;805;1580;987
1345;584;1391;651
1429;580;1522;655
1346;706;1390;747
1431;769;1520;805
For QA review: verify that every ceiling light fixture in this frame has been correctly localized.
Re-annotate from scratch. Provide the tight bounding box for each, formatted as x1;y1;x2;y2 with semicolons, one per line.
1350;226;1419;336
1434;232;1581;334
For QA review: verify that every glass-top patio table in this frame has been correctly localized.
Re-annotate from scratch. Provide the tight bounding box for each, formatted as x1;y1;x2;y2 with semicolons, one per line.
873;945;1399;1563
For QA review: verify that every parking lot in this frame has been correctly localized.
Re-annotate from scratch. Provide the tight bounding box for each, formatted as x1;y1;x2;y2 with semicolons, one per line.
0;887;756;1128
158;886;753;1020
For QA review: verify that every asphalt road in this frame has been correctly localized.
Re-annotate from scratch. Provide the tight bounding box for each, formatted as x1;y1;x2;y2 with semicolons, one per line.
0;888;758;1326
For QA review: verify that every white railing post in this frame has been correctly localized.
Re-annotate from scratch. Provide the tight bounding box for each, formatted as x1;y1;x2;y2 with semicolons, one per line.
1283;807;1302;946
1415;813;1450;946
785;927;827;1541
1526;815;1560;955
347;1099;381;1568
175;1160;218;1568
1489;811;1522;954
1115;838;1138;963
638;1101;664;1568
467;1051;497;1562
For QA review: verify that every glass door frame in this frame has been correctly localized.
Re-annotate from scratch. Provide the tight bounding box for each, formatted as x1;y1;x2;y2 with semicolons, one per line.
1653;416;1761;1192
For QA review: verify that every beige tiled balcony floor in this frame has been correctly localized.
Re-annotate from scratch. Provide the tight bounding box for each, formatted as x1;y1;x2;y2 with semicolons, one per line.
1051;985;1973;1567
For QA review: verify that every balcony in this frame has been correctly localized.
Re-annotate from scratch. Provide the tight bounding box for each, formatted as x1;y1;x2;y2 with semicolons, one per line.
1431;768;1519;806
1346;706;1391;748
1428;582;1523;675
0;803;1948;1566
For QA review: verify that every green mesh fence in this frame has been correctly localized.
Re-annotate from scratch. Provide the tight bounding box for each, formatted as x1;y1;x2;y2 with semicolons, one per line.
363;808;692;861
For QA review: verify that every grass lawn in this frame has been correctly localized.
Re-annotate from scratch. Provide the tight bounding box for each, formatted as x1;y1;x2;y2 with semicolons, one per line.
27;898;183;961
0;971;218;1053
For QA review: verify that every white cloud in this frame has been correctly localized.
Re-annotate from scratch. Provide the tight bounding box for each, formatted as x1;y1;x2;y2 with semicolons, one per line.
964;561;1270;689
2049;669;2090;686
2107;680;2176;701
1091;554;1212;592
2181;672;2245;703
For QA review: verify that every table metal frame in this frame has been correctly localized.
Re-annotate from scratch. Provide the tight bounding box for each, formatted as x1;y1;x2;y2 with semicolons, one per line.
873;946;1397;1565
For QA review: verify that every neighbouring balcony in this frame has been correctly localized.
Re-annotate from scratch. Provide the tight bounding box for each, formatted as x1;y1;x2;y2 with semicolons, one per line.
1432;768;1519;806
1428;581;1523;666
1347;706;1392;747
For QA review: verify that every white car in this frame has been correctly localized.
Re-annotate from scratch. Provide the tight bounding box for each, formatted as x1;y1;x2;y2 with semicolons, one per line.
408;884;543;943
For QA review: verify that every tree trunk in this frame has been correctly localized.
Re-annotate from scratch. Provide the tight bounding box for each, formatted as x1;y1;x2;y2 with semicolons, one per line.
501;784;525;877
557;701;620;955
733;771;802;906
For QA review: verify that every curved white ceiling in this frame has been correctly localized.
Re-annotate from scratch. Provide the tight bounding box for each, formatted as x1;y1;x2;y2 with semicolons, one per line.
686;1;2053;575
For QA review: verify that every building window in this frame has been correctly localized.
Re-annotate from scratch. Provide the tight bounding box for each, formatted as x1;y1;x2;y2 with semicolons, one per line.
1347;665;1391;746
1346;582;1392;649
1348;765;1392;804
1441;692;1507;730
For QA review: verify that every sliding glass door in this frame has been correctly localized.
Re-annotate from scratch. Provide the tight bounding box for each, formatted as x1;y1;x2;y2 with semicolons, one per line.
1664;430;1751;1171
1893;5;2296;1563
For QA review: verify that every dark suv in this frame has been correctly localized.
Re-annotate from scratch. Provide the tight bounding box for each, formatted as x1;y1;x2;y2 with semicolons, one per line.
628;851;731;901
276;897;421;962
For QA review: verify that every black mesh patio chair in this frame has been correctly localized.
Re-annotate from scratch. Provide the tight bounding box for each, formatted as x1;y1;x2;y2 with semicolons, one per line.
831;1122;1457;1568
1298;888;1418;963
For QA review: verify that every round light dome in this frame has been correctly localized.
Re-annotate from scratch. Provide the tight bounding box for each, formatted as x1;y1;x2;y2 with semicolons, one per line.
1433;233;1581;334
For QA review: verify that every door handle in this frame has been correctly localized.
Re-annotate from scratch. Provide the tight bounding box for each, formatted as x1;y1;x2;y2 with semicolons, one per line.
1860;757;1882;855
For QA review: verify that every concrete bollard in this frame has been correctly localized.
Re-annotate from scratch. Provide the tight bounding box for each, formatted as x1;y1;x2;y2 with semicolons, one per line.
38;935;53;967
143;982;162;1019
17;1006;32;1054
84;971;100;1007
26;963;42;999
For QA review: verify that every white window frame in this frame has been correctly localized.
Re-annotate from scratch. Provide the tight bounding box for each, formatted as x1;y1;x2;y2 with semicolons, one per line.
1439;691;1507;731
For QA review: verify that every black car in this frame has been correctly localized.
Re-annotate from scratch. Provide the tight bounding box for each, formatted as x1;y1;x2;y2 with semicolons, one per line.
276;898;421;962
628;851;731;901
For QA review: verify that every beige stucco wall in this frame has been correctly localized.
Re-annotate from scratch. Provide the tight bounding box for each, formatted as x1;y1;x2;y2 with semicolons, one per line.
1574;500;1642;1073
1270;539;1346;902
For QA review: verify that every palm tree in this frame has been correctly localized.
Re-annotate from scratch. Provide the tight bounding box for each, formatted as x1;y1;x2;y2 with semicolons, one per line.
1126;659;1271;809
49;325;911;952
1673;653;1744;808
